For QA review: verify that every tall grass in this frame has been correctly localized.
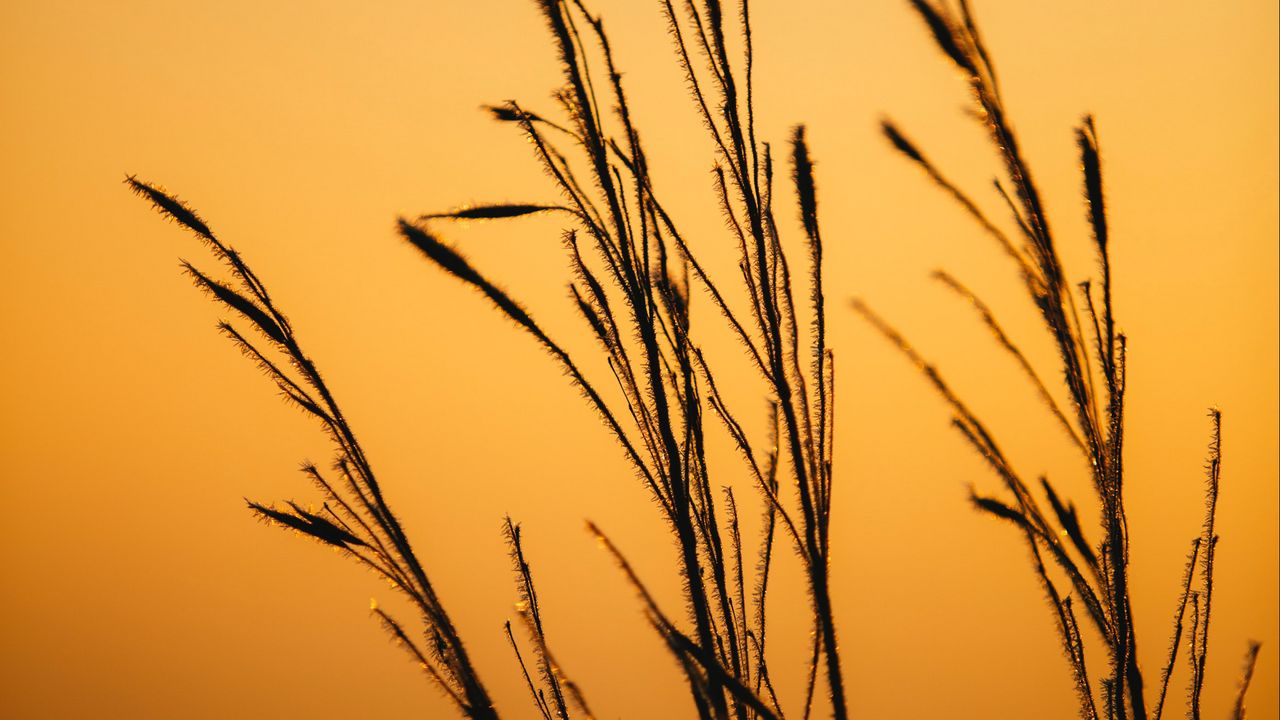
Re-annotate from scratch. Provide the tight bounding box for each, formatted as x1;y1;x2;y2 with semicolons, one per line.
125;175;500;717
126;1;1262;719
860;2;1262;718
131;0;842;717
408;1;843;716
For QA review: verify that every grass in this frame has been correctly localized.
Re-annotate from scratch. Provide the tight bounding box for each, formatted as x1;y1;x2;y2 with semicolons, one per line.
857;2;1262;719
126;1;1261;718
131;0;840;716
126;175;500;717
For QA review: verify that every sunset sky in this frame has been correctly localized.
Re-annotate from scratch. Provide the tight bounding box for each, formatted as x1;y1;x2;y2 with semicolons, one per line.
1;1;1276;718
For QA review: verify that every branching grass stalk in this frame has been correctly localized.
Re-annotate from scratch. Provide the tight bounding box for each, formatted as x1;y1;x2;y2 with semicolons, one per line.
126;176;499;719
130;0;848;716
864;3;1261;718
407;0;847;716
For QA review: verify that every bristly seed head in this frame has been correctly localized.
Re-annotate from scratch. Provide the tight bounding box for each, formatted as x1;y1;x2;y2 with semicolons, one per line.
125;175;216;240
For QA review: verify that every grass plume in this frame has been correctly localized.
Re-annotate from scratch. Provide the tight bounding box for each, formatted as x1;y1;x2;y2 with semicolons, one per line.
126;1;1264;718
131;0;846;715
129;177;499;719
408;1;847;715
865;3;1261;718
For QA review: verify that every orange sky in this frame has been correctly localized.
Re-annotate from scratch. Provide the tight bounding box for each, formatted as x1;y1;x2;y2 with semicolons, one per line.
1;1;1276;718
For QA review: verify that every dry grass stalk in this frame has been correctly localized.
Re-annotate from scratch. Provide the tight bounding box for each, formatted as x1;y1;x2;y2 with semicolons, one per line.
864;3;1261;719
129;0;845;717
127;176;499;719
127;1;1263;718
409;0;843;716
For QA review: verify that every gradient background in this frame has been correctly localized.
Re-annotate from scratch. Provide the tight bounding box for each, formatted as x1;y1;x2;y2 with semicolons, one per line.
1;1;1276;718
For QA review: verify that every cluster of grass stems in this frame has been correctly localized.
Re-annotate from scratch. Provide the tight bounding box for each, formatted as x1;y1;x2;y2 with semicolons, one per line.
127;0;1260;718
859;2;1261;719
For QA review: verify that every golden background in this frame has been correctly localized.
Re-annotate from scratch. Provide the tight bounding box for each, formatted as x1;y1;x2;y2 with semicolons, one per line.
1;1;1275;718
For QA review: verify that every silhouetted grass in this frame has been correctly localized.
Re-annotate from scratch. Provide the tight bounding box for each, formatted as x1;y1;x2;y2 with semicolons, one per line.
409;1;842;716
127;1;1263;719
126;175;499;718
130;0;843;717
861;2;1261;719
